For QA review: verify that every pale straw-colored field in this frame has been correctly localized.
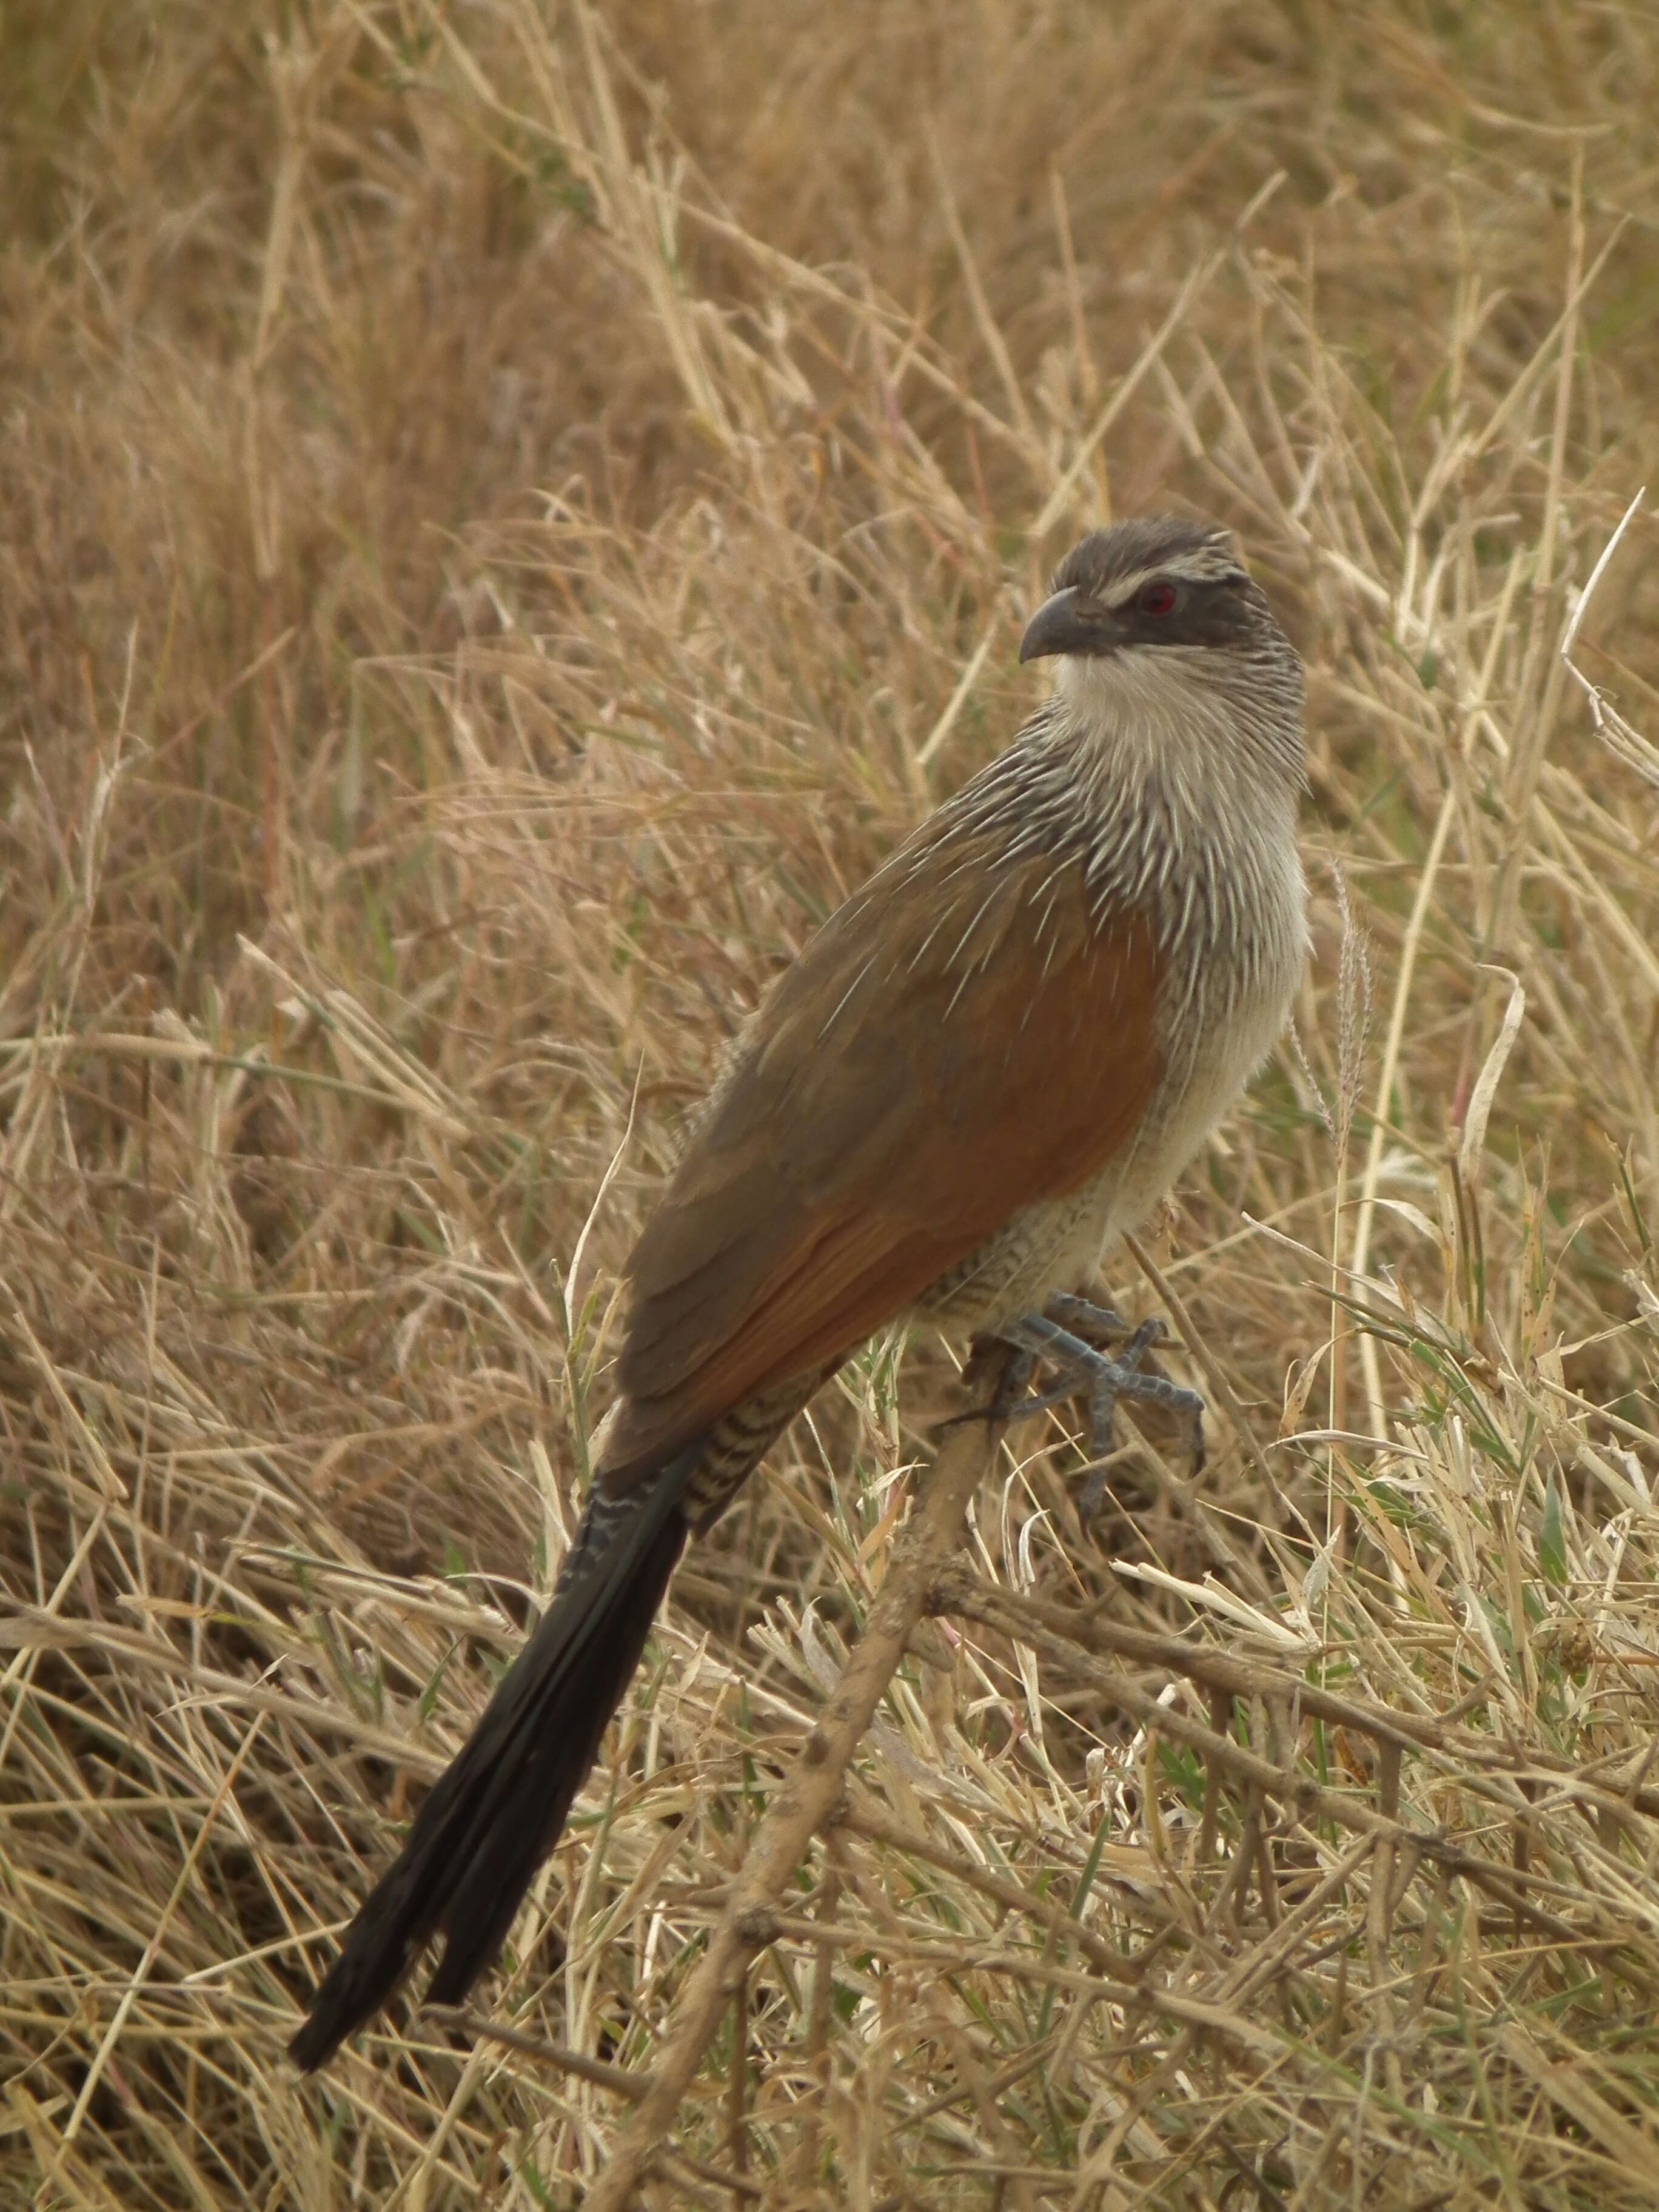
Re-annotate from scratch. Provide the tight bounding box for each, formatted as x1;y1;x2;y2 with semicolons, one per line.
3;4;1658;2205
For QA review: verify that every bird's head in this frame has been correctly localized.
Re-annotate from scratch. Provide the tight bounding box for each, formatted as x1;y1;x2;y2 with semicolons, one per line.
1021;516;1305;791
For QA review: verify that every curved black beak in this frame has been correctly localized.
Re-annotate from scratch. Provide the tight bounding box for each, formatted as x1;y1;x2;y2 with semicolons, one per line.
1019;585;1114;664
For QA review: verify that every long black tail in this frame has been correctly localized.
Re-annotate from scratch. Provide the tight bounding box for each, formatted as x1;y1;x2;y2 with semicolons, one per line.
289;1459;692;2070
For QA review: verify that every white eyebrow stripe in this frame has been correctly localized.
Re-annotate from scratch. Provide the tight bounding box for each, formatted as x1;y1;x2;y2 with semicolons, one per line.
1089;551;1246;607
1093;566;1160;606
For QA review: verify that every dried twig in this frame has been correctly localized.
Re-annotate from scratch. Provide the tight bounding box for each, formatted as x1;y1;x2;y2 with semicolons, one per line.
581;1398;1007;2211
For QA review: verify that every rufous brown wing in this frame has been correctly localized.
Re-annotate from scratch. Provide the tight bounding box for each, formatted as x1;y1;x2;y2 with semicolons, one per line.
602;819;1161;1486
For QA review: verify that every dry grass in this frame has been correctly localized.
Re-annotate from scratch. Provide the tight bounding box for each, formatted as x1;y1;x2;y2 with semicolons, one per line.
4;1;1659;2205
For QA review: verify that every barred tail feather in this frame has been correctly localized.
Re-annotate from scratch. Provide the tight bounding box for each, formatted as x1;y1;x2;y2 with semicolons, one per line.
289;1457;693;2071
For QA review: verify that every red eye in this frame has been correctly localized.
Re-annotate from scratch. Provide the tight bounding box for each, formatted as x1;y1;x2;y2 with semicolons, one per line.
1137;580;1178;617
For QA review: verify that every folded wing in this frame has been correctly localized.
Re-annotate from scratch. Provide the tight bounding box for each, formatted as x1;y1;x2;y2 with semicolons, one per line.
602;819;1162;1483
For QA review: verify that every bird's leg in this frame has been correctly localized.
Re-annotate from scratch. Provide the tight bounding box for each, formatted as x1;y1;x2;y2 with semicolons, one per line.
999;1311;1206;1515
947;1339;1039;1430
1042;1291;1132;1342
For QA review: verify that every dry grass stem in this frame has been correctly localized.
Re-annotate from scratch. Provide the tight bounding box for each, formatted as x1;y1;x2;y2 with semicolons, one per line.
4;2;1659;2206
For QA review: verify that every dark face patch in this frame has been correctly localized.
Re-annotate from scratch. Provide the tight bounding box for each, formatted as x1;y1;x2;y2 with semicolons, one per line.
1105;571;1267;651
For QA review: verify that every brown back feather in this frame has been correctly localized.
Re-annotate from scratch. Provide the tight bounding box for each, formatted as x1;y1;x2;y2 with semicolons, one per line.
602;823;1161;1483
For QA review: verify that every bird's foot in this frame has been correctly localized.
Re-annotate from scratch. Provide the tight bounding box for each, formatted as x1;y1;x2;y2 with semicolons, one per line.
999;1308;1205;1516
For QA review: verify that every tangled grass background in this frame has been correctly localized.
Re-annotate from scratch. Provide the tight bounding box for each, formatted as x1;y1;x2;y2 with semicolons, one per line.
2;4;1658;2204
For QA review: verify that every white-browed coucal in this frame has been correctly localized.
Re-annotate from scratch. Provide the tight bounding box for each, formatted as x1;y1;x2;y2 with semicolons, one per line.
290;513;1308;2069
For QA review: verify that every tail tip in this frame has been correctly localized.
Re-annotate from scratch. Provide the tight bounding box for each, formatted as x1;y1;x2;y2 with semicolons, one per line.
287;2007;343;2074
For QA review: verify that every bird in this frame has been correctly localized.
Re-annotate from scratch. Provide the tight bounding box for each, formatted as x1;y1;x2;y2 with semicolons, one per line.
289;512;1308;2070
